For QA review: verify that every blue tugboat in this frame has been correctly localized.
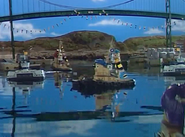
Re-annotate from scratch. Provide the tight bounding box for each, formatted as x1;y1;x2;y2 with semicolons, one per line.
71;58;135;92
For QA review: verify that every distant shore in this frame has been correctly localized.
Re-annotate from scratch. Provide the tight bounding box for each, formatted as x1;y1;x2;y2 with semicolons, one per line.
0;49;132;60
0;50;107;60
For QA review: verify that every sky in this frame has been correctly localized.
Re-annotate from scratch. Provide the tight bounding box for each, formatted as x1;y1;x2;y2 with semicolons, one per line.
0;0;184;42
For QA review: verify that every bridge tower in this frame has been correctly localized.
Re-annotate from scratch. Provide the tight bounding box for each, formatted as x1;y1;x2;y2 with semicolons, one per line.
8;0;15;59
165;0;172;48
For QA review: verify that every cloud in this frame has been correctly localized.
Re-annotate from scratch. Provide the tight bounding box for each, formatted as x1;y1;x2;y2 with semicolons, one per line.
88;19;123;27
171;19;185;32
144;28;164;35
132;115;163;124
0;21;45;40
0;120;98;137
51;32;62;36
92;0;105;2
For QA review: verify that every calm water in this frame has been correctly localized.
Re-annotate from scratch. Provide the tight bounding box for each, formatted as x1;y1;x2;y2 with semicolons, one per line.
0;62;181;137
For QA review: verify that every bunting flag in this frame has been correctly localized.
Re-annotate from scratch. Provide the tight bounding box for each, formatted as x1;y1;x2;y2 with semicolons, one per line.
0;15;183;35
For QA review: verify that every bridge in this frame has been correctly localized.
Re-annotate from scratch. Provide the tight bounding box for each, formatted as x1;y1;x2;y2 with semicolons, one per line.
0;0;185;58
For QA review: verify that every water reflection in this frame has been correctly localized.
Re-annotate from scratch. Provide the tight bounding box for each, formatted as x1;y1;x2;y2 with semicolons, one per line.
164;76;185;88
0;85;156;137
0;69;170;137
144;81;185;137
94;90;128;121
53;72;66;99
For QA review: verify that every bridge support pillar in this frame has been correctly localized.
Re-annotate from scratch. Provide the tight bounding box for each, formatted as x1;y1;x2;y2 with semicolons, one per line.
165;0;172;48
8;0;15;59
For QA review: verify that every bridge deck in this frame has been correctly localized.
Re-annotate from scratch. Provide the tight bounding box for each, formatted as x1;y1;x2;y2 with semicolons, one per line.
0;9;184;22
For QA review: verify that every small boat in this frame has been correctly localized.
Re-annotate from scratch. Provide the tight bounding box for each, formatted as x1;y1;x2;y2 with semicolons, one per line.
16;53;41;69
161;50;185;67
51;40;72;71
7;51;45;82
162;64;185;76
0;52;40;71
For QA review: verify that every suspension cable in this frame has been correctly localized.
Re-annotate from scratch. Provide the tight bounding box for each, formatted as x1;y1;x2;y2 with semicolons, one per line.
37;0;135;10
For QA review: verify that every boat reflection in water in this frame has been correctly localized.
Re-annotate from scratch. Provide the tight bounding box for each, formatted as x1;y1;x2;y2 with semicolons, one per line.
8;81;44;105
94;90;127;121
53;71;72;99
0;85;155;137
164;76;185;88
73;86;131;121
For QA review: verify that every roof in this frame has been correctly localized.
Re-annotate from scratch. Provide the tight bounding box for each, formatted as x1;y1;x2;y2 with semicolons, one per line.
94;59;107;67
114;49;120;53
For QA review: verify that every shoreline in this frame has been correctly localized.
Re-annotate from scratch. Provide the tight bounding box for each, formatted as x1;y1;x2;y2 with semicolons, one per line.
0;50;133;60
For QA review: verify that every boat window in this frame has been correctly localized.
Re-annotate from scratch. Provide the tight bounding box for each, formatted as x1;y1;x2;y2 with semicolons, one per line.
18;55;29;62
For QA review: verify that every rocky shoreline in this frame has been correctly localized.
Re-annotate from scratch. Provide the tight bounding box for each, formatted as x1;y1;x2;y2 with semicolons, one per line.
29;49;108;60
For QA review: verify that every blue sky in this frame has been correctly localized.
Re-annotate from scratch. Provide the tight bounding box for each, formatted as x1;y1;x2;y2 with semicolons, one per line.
0;0;185;42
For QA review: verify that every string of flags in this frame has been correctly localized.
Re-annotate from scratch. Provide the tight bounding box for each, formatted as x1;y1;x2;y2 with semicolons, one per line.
0;15;183;34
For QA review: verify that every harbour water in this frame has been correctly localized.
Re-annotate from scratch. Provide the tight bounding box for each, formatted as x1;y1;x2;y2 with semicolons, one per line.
0;62;182;137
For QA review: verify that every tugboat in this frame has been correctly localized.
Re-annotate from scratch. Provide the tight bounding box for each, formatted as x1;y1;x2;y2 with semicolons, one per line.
7;51;45;82
94;39;124;72
94;47;126;80
51;40;72;71
71;59;135;92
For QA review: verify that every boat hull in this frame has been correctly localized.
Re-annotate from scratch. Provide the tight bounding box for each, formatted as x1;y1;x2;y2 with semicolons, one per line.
163;72;185;76
71;78;136;96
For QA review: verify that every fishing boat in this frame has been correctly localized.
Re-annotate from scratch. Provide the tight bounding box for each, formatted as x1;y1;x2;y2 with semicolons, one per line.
162;64;185;76
0;52;40;71
51;40;72;71
7;51;45;82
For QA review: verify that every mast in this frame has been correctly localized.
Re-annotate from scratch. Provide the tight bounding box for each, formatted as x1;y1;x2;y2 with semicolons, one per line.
8;0;15;59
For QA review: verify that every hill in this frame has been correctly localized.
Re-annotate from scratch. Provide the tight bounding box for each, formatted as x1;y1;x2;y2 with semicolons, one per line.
0;31;185;59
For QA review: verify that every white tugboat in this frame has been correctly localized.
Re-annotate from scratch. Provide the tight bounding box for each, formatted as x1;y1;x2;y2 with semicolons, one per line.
7;51;45;82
